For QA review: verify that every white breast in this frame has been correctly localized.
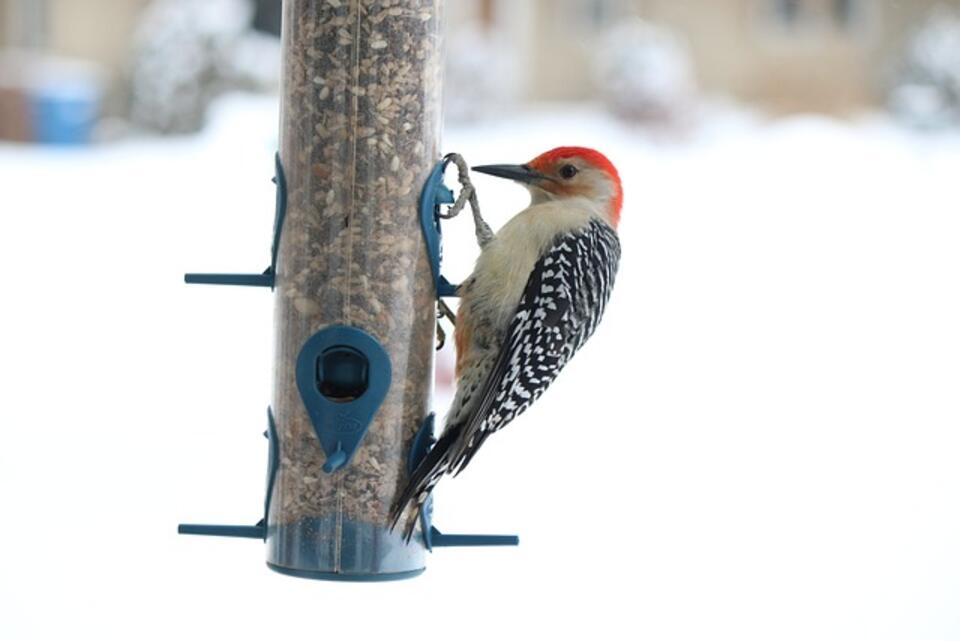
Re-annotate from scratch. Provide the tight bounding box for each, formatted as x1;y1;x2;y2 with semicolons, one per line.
467;197;601;330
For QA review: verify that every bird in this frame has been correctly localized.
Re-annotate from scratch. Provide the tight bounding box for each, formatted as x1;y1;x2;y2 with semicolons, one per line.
390;146;623;541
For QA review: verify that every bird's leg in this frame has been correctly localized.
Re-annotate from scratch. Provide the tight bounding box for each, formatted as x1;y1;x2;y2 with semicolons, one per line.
438;299;457;326
435;319;446;351
434;300;456;351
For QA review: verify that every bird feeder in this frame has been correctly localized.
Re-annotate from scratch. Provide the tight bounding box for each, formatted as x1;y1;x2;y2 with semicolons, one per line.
179;0;516;581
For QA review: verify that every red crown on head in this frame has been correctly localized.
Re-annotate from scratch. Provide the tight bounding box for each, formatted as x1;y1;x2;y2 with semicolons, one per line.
530;146;623;226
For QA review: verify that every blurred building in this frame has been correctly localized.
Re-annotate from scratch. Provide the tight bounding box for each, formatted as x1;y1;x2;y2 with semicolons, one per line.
0;0;279;115
2;0;960;127
457;0;960;114
0;0;149;99
0;0;282;139
642;0;960;113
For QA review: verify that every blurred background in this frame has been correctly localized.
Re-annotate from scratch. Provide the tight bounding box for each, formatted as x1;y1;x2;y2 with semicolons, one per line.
2;2;959;641
3;0;960;138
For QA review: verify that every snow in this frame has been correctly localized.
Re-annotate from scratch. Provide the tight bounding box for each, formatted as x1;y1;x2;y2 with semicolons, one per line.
129;0;280;133
1;94;959;640
890;7;960;129
443;21;521;124
593;19;696;123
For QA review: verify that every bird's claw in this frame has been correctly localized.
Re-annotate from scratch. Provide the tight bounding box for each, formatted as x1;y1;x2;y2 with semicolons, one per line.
438;299;457;325
435;320;446;351
434;299;457;350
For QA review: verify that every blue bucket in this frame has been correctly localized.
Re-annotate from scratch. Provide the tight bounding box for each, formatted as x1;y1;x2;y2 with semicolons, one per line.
31;83;100;145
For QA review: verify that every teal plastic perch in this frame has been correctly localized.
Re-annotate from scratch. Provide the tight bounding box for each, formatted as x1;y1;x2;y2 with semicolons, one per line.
183;153;286;290
178;523;265;539
184;269;274;288
428;527;519;547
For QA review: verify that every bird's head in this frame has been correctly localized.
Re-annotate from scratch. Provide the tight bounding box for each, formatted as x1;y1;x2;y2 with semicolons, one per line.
473;146;623;228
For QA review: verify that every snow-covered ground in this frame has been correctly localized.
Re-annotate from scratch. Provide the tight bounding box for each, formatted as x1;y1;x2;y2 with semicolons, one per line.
1;95;959;640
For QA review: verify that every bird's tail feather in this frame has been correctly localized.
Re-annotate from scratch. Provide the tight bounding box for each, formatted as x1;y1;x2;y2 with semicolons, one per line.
451;429;493;478
389;424;463;542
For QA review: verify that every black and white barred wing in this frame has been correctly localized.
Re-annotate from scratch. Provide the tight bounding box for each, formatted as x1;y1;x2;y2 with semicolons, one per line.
449;220;621;474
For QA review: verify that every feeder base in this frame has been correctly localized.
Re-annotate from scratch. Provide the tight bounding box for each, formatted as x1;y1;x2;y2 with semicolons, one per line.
266;563;425;582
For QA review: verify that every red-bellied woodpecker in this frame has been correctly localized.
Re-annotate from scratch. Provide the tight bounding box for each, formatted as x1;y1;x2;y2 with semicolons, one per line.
391;147;623;540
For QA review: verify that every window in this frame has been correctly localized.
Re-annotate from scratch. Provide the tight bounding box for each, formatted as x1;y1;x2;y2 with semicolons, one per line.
253;0;282;37
766;0;867;36
774;0;802;28
832;0;857;30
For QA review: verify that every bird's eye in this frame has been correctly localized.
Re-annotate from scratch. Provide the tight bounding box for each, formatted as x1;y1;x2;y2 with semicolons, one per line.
559;164;578;180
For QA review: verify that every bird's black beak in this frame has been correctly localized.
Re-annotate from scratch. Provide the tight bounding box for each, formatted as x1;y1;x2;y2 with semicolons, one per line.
471;164;551;184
